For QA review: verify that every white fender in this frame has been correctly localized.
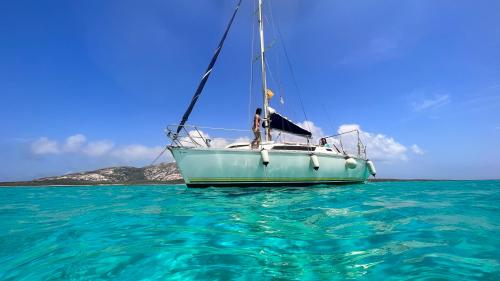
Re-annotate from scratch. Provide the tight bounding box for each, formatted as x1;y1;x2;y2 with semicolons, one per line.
260;149;269;166
310;154;319;170
345;157;357;169
367;160;377;176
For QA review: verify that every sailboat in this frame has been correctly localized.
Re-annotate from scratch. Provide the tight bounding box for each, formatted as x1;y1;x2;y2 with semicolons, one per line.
166;0;376;187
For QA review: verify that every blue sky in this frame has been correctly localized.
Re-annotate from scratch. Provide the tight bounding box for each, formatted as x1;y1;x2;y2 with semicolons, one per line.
1;0;499;181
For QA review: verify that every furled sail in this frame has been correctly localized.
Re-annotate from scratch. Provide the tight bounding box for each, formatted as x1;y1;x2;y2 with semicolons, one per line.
175;0;243;136
264;107;312;137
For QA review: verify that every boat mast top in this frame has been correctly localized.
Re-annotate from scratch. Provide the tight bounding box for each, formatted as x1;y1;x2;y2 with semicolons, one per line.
258;0;270;141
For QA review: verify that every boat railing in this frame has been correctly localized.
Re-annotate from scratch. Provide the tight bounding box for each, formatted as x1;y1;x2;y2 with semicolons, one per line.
323;130;367;159
165;124;254;148
166;125;367;158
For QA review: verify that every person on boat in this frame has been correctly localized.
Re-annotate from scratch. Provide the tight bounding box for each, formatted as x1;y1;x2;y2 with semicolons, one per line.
251;108;262;148
319;137;331;148
320;137;343;153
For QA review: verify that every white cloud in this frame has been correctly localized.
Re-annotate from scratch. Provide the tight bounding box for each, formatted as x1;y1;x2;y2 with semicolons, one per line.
178;130;212;147
337;124;408;162
338;124;361;134
31;135;122;158
31;137;60;154
179;121;322;148
273;121;324;144
179;123;410;163
179;130;251;148
271;122;409;162
411;144;425;155
210;137;252;148
28;134;172;169
412;94;450;111
362;132;408;162
30;125;417;165
111;144;164;161
298;121;324;141
63;134;87;152
208;138;228;148
83;140;115;157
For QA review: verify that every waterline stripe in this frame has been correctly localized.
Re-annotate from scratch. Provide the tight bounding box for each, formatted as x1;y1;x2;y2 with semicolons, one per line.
189;177;361;183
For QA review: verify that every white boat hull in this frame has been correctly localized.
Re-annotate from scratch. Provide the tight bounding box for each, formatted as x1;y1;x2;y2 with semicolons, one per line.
169;147;370;187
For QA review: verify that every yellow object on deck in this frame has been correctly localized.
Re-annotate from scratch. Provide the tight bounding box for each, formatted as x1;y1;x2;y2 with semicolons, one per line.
266;89;274;99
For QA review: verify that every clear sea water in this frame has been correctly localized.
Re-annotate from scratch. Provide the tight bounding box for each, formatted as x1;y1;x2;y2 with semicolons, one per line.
0;181;499;281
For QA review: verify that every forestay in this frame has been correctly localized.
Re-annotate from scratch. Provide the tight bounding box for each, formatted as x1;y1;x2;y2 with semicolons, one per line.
175;0;243;137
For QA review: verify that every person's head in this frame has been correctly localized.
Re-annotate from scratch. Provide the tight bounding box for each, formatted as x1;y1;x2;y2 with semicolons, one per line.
256;108;262;115
320;138;326;145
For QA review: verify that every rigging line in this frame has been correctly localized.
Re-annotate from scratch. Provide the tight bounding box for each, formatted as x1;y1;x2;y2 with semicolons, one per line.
264;59;286;133
269;1;312;136
263;9;283;97
265;0;287;129
248;0;257;127
262;1;300;141
150;144;169;166
321;102;336;134
320;102;345;153
265;1;288;122
175;0;243;136
264;60;279;94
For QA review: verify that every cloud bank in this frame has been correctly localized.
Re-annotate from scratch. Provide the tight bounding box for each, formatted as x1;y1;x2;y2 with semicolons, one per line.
337;124;414;162
31;134;166;162
31;137;60;154
30;124;422;166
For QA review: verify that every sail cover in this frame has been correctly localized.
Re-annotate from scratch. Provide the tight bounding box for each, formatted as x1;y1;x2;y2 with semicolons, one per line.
264;109;312;137
175;0;243;136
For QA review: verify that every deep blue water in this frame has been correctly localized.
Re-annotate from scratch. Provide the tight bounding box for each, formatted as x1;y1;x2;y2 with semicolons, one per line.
0;181;499;280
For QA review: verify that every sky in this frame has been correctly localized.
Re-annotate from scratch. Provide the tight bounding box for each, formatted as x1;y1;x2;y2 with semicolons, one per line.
1;0;499;181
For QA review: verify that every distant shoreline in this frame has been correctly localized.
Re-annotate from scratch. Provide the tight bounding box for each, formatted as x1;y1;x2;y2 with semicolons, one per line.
0;179;184;187
4;162;495;188
1;178;497;187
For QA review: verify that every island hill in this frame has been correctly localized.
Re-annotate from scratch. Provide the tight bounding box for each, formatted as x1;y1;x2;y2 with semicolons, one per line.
0;162;438;186
0;162;184;186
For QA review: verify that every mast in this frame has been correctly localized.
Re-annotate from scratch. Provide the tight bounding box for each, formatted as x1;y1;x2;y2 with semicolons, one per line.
258;0;270;141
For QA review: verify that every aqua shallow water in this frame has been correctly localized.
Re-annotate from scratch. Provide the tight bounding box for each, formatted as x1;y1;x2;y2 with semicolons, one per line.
0;181;499;280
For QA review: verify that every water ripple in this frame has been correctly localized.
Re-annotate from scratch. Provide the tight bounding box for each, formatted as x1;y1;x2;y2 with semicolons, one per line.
0;181;499;280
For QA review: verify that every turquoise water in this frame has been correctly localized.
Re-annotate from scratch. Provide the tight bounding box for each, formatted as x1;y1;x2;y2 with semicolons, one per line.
0;181;499;280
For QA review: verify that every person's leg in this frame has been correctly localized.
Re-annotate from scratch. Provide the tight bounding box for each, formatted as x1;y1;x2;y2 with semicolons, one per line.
252;130;260;148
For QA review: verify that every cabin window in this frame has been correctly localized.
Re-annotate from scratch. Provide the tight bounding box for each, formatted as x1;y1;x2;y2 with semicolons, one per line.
272;146;316;151
228;144;249;148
